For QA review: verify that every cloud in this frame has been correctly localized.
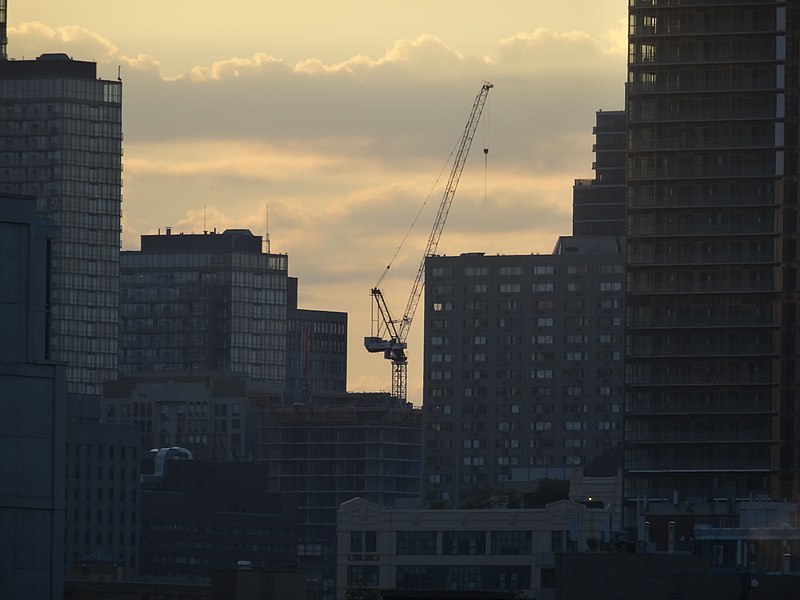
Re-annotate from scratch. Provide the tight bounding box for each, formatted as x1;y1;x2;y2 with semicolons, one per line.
16;19;624;397
10;21;117;60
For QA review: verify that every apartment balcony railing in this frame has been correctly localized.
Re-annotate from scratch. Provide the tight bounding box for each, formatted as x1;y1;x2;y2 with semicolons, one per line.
625;458;770;472
625;398;773;415
625;429;772;443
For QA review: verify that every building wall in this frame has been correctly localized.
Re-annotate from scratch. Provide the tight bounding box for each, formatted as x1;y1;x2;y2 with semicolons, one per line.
258;393;422;600
119;229;288;385
573;110;626;237
0;195;66;599
0;55;122;396
286;277;347;404
336;497;614;600
422;237;625;508
624;0;800;506
64;413;141;577
102;373;273;461
139;459;297;583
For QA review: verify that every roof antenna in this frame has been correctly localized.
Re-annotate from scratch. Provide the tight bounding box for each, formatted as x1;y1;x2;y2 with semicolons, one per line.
264;203;271;253
203;205;207;234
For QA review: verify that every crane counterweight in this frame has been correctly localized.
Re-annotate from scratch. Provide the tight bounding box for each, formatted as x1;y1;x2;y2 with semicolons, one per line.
365;82;493;402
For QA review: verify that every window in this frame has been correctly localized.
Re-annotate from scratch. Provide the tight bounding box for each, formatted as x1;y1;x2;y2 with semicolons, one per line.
396;531;437;555
564;421;585;431
491;531;532;555
499;266;523;276
567;282;587;292
536;317;554;327
463;439;482;448
466;283;488;293
533;265;554;275
533;282;554;292
565;351;586;361
599;264;623;274
432;302;453;312
565;334;588;344
351;531;377;553
348;565;379;587
532;369;554;379
463;456;485;466
443;531;486;555
535;299;554;310
567;265;588;275
464;266;489;276
533;421;552;431
499;283;521;293
600;281;623;291
533;335;554;344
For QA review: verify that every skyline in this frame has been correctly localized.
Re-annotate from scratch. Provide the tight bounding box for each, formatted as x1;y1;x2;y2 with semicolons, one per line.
12;1;627;400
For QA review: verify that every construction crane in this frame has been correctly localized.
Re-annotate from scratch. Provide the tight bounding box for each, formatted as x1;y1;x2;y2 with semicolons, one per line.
364;81;493;402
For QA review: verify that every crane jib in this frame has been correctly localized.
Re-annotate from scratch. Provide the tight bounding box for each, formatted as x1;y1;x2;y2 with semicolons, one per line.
365;82;493;402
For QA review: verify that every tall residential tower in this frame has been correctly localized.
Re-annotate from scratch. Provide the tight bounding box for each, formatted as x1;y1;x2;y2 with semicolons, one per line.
0;54;123;395
624;1;800;506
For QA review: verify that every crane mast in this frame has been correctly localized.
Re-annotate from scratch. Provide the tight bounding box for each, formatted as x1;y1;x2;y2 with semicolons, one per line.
365;81;493;402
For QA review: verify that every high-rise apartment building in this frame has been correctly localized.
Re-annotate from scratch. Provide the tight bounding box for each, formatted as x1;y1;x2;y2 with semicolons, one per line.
573;110;627;237
625;1;800;506
119;229;288;384
285;277;347;404
422;237;625;509
0;54;123;396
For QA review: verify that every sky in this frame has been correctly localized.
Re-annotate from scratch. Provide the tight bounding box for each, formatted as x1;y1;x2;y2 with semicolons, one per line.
12;1;628;403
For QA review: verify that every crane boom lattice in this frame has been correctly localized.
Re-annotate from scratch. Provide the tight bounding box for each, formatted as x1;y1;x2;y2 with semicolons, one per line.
364;82;493;402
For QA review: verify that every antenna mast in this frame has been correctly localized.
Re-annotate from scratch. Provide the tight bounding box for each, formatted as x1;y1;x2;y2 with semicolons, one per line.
265;203;271;253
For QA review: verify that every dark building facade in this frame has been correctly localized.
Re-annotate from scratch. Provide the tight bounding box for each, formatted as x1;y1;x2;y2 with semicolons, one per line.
140;455;297;583
119;229;288;385
285;277;347;404
0;54;123;396
624;1;800;507
64;396;141;578
257;392;422;600
573;110;627;237
102;372;273;461
422;237;625;509
0;194;66;599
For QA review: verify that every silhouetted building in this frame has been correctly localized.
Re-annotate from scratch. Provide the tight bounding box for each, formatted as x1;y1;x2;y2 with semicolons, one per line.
422;236;625;508
119;229;288;384
285;277;347;404
140;453;297;583
0;54;123;396
258;392;422;600
0;194;65;598
624;0;800;509
64;396;141;577
572;110;626;237
102;372;274;461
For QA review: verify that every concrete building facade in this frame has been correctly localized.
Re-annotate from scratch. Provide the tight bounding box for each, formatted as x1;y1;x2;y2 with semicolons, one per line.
422;236;625;508
336;497;615;600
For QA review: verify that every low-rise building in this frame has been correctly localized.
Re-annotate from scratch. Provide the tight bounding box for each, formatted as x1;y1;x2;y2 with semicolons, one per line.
336;497;615;600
